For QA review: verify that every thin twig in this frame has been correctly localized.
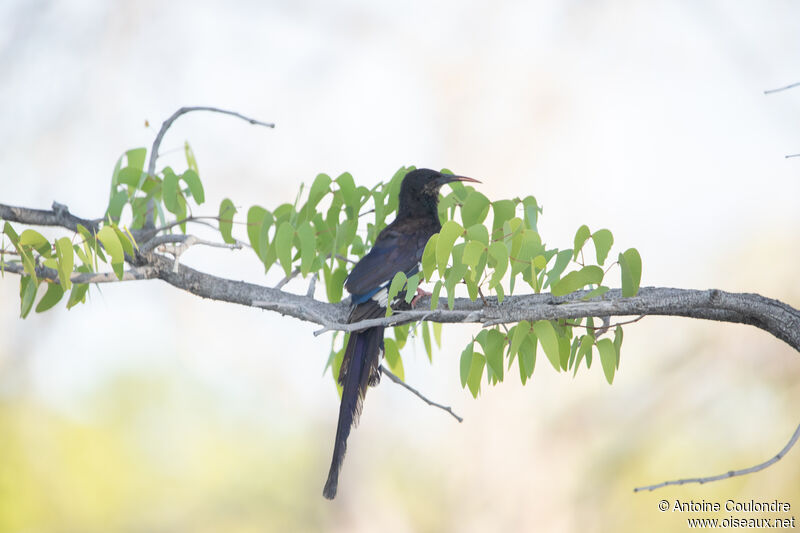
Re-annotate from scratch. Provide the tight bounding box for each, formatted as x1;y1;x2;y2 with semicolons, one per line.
786;154;800;159
379;365;463;423
764;81;800;95
148;235;242;273
155;215;221;233
306;272;318;298
1;261;156;284
144;106;275;228
633;421;800;492
564;315;646;331
477;286;489;307
312;310;424;336
275;267;301;290
140;233;243;254
334;253;357;265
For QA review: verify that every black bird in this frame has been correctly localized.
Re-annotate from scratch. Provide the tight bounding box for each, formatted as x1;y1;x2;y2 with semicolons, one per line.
323;168;480;499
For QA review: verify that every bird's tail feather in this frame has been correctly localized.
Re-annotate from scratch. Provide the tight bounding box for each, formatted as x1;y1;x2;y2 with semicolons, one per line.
323;326;384;499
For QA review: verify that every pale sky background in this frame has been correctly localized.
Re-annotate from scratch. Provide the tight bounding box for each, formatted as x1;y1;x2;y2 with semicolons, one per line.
0;1;799;531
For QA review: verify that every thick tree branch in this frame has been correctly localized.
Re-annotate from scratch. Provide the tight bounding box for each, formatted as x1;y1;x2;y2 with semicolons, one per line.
0;202;100;233
2;200;799;353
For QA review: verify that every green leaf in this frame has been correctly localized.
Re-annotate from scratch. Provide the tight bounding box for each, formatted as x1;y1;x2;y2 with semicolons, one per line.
459;342;474;387
491;200;516;236
462;241;486;268
404;273;420;304
467;352;486;398
247;206;271;259
432;322;442;348
96;226;124;279
35;282;64;313
495;282;504;303
521;196;541;231
163;168;180;215
509;320;531;360
582;285;610;300
113;227;135;257
308;174;332;211
558;333;571;371
3;222;20;244
18;248;37;281
533;320;560;372
55;237;74;291
613;325;623;369
181;169;205;204
436;221;463;276
461;191;491;227
444;264;467;309
518;332;537;384
18;229;49;253
421;234;438;281
296;221;316;276
126;147;147;171
383;338;404;381
544;249;572;289
117;166;143;188
324;266;348;303
567;336;580;370
219;198;237;244
184;141;198;173
597;338;616;384
110;153;123;191
421;321;433;362
487;241;508;288
429;280;442;310
573;334;594;376
20;276;37;318
592;229;614;265
175;194;187;232
619;248;642;297
106;190;127;222
387;272;407;315
335;219;357;253
573;225;591;261
482;328;505;382
336;172;358;216
371;188;386;229
66;283;89;309
511;229;543;277
465;224;489;245
551;265;604;297
274;222;294;277
394;324;409;349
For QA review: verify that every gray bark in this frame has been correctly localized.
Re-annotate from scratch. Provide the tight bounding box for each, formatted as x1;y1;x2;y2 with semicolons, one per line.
2;202;799;353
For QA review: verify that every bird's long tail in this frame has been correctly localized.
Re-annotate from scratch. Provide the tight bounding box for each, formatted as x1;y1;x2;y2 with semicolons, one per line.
323;325;384;500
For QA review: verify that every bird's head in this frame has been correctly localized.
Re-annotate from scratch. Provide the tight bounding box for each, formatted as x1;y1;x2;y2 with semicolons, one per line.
398;168;480;219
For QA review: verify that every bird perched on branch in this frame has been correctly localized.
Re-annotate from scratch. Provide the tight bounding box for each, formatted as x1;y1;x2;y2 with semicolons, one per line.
323;168;480;499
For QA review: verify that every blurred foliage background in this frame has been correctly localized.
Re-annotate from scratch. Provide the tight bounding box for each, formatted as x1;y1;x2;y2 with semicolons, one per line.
1;0;799;531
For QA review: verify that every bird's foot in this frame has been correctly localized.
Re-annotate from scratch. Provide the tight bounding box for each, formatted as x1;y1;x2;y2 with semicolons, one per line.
410;287;432;308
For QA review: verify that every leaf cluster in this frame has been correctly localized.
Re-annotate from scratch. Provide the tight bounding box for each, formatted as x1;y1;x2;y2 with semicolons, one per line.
1;145;642;395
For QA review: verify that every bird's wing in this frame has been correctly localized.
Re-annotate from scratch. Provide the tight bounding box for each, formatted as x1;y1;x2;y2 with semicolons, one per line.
344;227;427;302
